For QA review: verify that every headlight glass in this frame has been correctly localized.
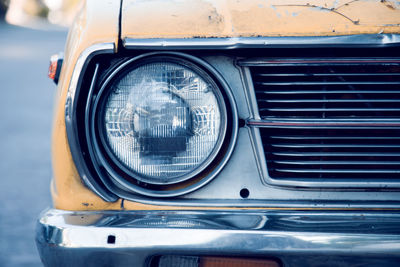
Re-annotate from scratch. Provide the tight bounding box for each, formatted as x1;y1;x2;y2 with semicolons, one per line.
101;59;227;185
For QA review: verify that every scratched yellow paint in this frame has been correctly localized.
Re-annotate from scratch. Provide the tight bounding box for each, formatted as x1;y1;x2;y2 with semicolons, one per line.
121;0;400;38
53;0;400;211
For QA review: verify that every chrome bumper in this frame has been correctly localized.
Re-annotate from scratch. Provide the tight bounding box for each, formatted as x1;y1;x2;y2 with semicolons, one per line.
36;209;400;266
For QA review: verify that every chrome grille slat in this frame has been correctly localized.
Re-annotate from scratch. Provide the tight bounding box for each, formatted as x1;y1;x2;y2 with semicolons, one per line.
256;81;400;86
248;58;400;184
241;62;400;67
261;90;400;94
257;73;400;77
270;144;400;148
270;136;400;140
271;152;400;157
275;169;400;174
263;99;400;103
274;160;400;165
261;108;400;112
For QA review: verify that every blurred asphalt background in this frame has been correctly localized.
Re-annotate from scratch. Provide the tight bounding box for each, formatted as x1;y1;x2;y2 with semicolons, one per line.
0;19;67;266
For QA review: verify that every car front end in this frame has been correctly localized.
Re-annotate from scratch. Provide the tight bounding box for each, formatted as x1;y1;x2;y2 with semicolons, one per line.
36;0;400;266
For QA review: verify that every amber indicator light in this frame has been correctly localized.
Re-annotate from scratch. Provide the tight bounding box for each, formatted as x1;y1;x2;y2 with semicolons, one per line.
48;54;58;80
48;53;63;84
199;257;280;267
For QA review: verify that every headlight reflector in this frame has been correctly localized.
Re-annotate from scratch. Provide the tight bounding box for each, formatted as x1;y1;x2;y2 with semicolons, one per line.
99;58;227;185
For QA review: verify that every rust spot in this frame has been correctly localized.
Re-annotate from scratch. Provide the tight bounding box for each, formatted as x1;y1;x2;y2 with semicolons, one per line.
381;0;396;10
207;9;224;25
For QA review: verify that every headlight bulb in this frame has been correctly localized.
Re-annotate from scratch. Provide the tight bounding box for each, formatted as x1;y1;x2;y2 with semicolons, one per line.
131;81;192;157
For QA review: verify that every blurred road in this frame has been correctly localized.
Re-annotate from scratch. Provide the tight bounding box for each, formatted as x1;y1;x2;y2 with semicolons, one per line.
0;22;67;266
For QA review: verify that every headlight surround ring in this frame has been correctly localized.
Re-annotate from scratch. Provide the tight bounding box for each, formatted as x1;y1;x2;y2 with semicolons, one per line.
87;53;238;197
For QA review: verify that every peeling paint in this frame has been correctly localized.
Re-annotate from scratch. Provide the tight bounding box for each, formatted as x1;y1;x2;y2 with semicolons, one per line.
332;0;340;8
381;0;397;10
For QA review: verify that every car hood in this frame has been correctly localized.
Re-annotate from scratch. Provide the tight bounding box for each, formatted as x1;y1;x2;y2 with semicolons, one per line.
121;0;400;40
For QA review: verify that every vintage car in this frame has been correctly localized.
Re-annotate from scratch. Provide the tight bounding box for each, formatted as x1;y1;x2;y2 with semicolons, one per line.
36;0;400;266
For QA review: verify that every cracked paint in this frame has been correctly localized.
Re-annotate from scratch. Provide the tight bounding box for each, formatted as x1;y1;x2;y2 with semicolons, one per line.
272;4;361;25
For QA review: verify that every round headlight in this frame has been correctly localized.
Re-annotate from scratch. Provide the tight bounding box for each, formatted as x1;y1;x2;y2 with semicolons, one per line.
95;56;227;186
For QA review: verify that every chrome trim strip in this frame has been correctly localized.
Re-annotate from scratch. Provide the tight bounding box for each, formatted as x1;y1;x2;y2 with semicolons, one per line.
239;66;269;187
240;67;260;120
37;209;400;266
124;34;400;50
247;120;400;128
238;58;400;66
102;196;400;209
65;43;115;106
248;127;268;186
65;43;118;202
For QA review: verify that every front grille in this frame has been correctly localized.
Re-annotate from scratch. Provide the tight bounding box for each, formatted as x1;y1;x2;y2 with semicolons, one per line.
245;58;400;186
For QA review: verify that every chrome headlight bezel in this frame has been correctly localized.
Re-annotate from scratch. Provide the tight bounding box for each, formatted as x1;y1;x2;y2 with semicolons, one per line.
86;52;238;197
